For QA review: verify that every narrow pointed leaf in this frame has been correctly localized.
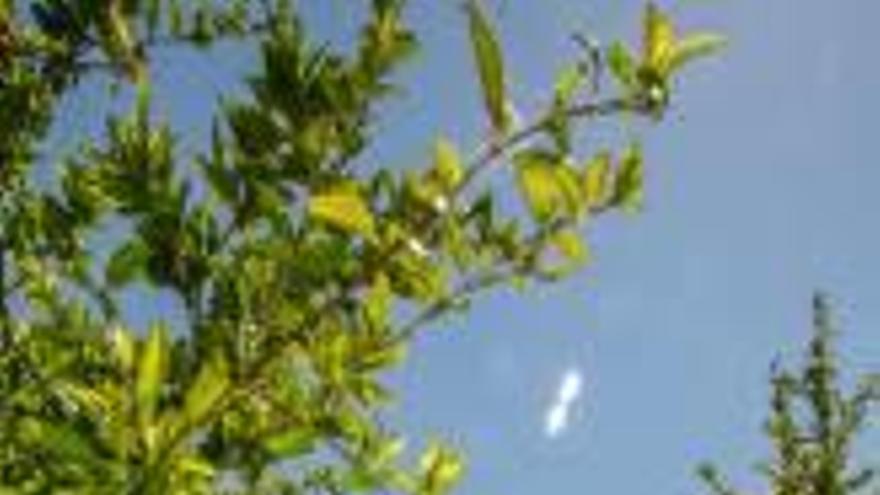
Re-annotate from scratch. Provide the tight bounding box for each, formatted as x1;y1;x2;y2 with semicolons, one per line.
465;0;508;133
136;323;169;430
667;32;726;74
583;151;611;208
182;354;229;425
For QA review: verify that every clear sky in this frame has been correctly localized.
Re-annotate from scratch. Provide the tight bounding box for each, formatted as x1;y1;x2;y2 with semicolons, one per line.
48;0;878;493
357;1;880;494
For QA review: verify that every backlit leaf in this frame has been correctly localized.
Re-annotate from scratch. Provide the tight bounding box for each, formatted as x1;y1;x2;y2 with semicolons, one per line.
137;323;169;432
515;151;582;222
607;41;638;88
432;137;463;191
551;228;589;265
465;0;508;133
182;354;229;425
609;143;644;213
666;32;726;74
583;151;611;208
309;183;376;238
643;2;676;71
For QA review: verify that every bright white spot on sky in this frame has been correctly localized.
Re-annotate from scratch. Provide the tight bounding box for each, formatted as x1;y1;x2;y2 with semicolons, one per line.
543;368;583;439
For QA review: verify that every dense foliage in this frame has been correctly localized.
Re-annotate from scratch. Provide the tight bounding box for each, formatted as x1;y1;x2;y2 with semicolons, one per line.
0;0;721;492
699;294;879;495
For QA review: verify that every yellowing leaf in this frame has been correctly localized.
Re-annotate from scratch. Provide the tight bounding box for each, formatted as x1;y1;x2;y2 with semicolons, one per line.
515;151;582;222
551;228;589;265
643;2;676;72
419;442;464;495
432;137;463;191
309;183;376;238
136;323;169;432
666;32;726;74
466;0;508;133
583;151;611;208
182;354;229;425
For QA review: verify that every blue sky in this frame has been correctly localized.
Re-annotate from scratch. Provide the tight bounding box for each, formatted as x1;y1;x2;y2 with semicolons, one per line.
47;0;878;492
355;1;880;494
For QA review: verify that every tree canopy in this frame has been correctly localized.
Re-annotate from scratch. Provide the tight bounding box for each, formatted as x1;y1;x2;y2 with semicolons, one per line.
700;294;879;495
0;0;722;493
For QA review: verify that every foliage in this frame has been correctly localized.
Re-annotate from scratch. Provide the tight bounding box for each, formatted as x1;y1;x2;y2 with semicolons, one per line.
0;0;721;493
698;294;879;495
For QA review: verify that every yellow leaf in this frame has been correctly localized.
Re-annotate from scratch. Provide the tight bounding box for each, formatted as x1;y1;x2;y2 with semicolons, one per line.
515;151;582;222
432;137;463;191
136;323;168;432
551;228;589;265
309;183;376;238
643;2;676;72
419;442;464;495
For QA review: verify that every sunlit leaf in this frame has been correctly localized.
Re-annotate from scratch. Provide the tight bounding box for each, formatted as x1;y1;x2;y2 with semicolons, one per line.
551;228;589;265
365;272;392;331
666;32;726;74
309;183;376;238
465;0;509;133
136;323;169;433
643;2;676;71
432;137;463;191
607;41;638;88
514;150;582;222
609;143;644;213
583;151;611;208
109;325;136;372
553;64;584;107
181;353;229;425
264;428;316;457
419;442;464;495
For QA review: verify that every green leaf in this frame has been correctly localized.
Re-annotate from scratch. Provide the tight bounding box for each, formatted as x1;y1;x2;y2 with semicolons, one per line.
607;41;638;88
181;354;229;425
465;0;508;133
514;150;581;222
609;143;644;213
109;325;136;372
137;323;169;433
432;137;463;191
666;32;726;74
264;428;316;457
553;64;584;107
364;272;392;331
105;239;150;287
309;183;376;238
583;151;611;209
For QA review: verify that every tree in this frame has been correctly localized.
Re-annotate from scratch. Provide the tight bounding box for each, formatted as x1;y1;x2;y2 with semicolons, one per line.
699;294;879;495
0;1;721;493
